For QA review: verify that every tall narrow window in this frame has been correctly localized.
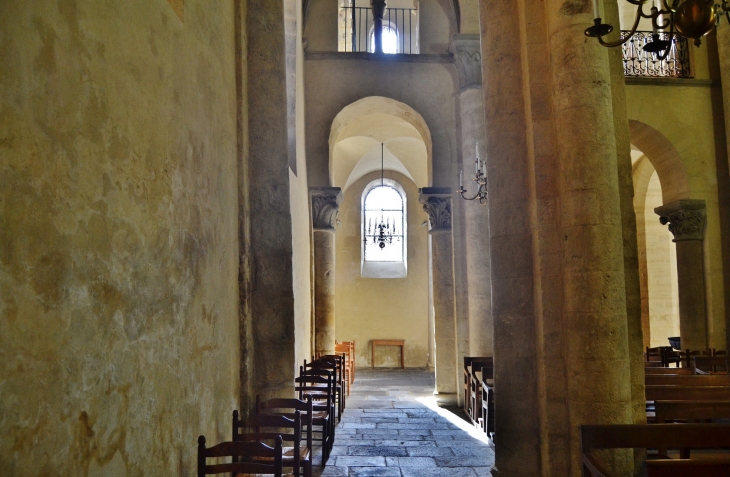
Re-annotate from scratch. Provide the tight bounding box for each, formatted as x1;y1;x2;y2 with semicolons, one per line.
361;178;407;278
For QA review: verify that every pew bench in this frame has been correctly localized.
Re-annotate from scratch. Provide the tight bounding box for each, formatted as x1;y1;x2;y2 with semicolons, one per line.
646;374;730;387
581;423;730;477
645;385;730;402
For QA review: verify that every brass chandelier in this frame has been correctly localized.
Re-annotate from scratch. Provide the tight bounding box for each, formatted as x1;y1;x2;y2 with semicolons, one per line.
585;0;729;58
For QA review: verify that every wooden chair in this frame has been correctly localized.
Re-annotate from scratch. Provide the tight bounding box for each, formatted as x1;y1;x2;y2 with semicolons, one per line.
197;434;288;477
255;395;314;477
304;357;345;420
232;410;304;477
581;423;730;477
294;371;335;464
302;362;343;422
316;354;348;404
335;343;353;392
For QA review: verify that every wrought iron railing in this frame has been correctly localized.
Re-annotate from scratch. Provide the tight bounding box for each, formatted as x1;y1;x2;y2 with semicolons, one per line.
621;31;692;78
340;6;418;54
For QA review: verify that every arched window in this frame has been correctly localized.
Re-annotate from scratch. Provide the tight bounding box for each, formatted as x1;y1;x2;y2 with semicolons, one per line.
369;25;398;54
361;178;407;278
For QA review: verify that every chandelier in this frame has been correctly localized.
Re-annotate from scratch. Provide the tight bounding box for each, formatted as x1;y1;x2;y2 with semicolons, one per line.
585;0;729;59
458;141;488;204
365;144;395;249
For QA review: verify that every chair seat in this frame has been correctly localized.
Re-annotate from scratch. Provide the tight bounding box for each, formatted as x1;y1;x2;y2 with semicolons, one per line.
253;446;310;461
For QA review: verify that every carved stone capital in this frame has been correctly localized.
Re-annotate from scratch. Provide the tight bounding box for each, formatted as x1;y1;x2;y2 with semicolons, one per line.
450;34;482;91
654;199;707;242
419;187;452;233
311;187;343;232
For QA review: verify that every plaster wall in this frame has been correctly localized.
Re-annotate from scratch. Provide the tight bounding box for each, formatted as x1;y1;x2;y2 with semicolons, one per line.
335;172;430;367
626;80;727;349
0;1;240;475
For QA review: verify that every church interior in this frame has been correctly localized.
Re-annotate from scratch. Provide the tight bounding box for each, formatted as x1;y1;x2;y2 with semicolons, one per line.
2;0;730;475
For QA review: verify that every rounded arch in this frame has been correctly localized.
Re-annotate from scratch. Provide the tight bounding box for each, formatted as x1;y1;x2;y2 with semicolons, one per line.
329;96;432;192
629;120;690;204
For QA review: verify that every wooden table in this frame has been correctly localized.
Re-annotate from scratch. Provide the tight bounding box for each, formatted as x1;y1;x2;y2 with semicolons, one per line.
371;339;405;368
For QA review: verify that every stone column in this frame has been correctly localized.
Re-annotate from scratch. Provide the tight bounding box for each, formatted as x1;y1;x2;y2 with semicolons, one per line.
451;34;493;358
655;200;708;351
419;188;458;400
311;187;343;357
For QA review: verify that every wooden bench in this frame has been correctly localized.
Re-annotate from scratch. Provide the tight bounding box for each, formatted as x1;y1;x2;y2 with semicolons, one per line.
463;357;492;416
645;385;730;402
646;375;730;387
581;423;730;477
655;400;730;423
645;367;694;375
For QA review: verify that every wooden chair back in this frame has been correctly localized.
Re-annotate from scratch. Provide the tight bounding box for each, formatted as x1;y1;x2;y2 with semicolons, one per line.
197;434;283;477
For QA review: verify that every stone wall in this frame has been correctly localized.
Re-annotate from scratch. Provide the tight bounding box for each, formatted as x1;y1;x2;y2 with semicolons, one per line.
335;172;430;367
0;1;240;475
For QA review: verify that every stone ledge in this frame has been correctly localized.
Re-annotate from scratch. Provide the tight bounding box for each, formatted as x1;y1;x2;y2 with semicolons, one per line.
625;77;715;87
305;51;454;63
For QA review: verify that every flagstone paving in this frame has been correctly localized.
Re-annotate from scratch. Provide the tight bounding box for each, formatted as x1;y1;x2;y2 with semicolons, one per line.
312;368;495;477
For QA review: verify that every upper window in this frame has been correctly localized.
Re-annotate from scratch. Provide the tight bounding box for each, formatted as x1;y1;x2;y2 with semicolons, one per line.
338;1;420;54
361;178;407;278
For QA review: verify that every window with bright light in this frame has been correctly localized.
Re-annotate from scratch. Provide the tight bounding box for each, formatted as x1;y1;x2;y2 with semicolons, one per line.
369;25;399;54
361;179;407;278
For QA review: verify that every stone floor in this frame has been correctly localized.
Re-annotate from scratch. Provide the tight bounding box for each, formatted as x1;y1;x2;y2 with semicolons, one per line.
312;368;495;477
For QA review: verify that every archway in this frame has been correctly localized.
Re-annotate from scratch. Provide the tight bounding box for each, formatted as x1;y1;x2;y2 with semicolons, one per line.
329;96;433;370
629;120;689;349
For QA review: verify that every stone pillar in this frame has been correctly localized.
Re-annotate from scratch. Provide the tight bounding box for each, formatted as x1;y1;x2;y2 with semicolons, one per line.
546;0;634;473
311;187;343;356
715;25;730;352
419;188;458;400
655;200;708;351
451;34;493;358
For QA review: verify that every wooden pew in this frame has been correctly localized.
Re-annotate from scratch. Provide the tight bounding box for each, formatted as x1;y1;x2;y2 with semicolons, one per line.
471;364;493;426
645;367;694;375
645;385;730;402
581;423;730;477
655;400;730;423
646;375;730;387
463;357;492;417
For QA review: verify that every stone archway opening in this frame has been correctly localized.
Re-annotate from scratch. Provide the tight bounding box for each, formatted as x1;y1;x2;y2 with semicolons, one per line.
629;120;690;349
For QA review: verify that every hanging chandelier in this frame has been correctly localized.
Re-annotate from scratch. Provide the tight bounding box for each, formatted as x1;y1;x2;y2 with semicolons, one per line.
458;141;488;204
585;0;729;59
365;144;395;249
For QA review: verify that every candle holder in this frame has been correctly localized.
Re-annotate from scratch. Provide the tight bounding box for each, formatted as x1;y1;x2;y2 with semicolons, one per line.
458;143;488;204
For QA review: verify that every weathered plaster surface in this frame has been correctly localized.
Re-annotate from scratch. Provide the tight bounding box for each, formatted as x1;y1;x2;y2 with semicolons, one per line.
0;1;240;474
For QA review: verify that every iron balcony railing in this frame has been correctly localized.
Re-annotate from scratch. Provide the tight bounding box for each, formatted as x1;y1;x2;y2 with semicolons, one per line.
340;6;418;54
621;30;692;78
